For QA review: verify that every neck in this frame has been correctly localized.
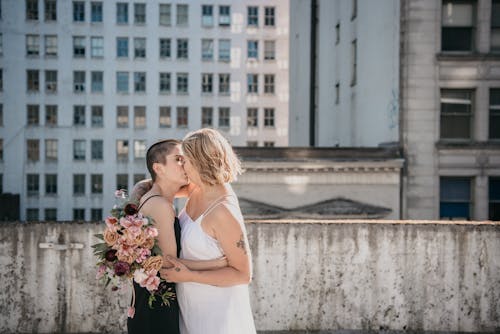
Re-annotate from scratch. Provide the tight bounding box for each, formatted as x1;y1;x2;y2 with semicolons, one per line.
151;181;177;203
196;182;228;198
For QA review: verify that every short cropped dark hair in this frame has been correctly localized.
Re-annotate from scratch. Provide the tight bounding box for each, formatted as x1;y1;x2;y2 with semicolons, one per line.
146;139;181;181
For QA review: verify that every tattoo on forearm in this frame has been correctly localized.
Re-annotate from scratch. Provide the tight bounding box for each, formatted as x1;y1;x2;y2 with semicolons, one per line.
236;234;247;254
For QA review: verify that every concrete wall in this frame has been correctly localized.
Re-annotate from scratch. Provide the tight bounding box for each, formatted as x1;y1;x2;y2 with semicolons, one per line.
1;221;499;333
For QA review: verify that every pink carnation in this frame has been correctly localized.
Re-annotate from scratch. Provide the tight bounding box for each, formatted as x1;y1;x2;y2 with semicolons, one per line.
120;217;134;229
144;227;159;238
135;248;151;264
140;271;160;292
96;264;106;280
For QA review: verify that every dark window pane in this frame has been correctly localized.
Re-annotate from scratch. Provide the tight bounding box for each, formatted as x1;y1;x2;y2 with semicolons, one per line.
441;27;473;51
440;114;471;139
441;177;471;201
440;202;470;219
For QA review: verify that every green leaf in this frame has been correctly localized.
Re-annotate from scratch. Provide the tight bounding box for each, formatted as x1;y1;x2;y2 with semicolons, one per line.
94;233;104;241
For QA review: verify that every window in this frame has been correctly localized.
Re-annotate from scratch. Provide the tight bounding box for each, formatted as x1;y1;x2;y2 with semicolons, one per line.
46;105;57;126
45;35;57;56
27;105;39;125
73;36;85;57
91;139;103;160
45;139;57;160
134;106;146;128
45;70;57;93
27;70;39;92
336;23;340;45
440;89;473;140
134;174;146;184
26;209;39;221
134;3;146;24
91;2;103;22
159;4;171;26
247;74;258;94
73;174;85;195
202;5;213;26
116;72;129;93
177;39;188;59
90;106;104;128
202;73;213;94
134;37;146;58
27;174;39;196
219;5;230;26
0;34;2;56
219;73;230;95
264;74;275;94
73;140;86;160
264;108;275;127
73;209;85;220
117;3;128;24
134;72;146;92
91;37;104;58
159;106;172;128
26;0;39;20
247;141;258;147
91;209;102;221
117;37;129;58
134;140;146;159
116;174;128;190
441;1;475;52
159;72;171;93
201;107;213;127
73;105;85;126
91;174;103;193
0;69;2;92
117;140;129;161
45;208;57;221
264;141;275;147
91;71;103;92
45;174;57;195
202;39;214;61
0;105;2;126
351;39;357;86
159;38;171;58
218;107;230;128
489;177;500;220
218;39;230;61
27;139;39;161
492;1;500;51
177;107;188;128
177;73;188;94
26;35;40;56
264;40;275;60
117;106;129;127
73;1;85;22
264;7;275;26
73;71;85;92
0;140;2;160
176;4;188;26
247;40;258;59
247;6;258;26
490;89;500;139
247;108;258;127
440;177;472;220
44;0;57;21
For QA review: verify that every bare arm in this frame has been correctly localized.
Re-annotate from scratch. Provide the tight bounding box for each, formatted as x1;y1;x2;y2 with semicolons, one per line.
178;257;228;271
161;205;251;286
141;197;177;262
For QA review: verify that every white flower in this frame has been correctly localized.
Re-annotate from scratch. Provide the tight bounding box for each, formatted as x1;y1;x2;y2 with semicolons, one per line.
133;268;148;284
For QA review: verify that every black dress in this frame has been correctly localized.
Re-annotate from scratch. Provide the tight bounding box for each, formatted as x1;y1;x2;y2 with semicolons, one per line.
127;216;181;334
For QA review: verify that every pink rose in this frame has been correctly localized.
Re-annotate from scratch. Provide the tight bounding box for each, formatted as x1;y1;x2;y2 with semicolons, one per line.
135;248;151;264
120;217;134;229
144;227;159;238
127;225;142;238
96;265;106;280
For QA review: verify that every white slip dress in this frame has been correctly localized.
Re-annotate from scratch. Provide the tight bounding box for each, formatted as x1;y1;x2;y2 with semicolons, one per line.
176;197;256;334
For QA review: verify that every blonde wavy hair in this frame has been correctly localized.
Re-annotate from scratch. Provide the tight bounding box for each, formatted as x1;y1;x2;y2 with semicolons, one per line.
182;128;242;185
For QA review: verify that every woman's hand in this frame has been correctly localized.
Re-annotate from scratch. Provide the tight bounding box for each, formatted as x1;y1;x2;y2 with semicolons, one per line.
130;179;153;202
160;256;192;283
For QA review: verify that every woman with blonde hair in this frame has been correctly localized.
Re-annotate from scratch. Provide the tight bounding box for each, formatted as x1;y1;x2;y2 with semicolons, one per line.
161;128;256;334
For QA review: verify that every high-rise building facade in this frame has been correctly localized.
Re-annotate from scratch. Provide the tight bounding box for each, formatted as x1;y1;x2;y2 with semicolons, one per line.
0;0;289;221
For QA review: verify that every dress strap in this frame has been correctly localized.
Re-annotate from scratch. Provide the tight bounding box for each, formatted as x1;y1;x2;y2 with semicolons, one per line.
200;194;234;218
138;194;163;211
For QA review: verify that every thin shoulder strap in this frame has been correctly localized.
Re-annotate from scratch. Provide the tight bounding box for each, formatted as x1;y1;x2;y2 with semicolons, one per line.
138;194;163;211
200;194;234;218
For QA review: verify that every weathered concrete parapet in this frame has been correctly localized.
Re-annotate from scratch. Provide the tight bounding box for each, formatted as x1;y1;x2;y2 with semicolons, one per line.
0;220;499;333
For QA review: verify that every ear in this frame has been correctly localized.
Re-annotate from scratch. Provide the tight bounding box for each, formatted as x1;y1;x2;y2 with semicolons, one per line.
152;162;164;178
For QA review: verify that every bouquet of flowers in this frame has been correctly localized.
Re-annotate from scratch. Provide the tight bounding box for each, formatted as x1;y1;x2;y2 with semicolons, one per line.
93;189;175;318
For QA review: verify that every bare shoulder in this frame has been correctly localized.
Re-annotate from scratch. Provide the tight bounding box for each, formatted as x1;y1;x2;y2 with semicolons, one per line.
205;200;244;231
141;195;175;221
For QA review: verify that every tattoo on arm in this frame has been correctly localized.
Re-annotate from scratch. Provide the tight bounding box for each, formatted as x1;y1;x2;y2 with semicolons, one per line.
236;234;247;254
